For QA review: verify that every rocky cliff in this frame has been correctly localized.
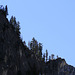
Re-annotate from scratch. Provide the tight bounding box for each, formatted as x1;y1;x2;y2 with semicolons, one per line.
45;58;75;75
0;9;41;75
0;9;75;75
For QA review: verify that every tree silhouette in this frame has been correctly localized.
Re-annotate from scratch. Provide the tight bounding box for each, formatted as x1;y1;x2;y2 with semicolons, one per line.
16;21;20;37
46;49;48;62
28;37;38;53
5;5;8;16
42;53;45;62
49;56;51;61
28;37;43;61
10;16;20;37
38;43;42;60
10;16;14;25
51;54;54;60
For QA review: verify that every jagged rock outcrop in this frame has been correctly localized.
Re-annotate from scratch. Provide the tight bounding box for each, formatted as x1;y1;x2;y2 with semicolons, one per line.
0;8;75;75
45;58;75;75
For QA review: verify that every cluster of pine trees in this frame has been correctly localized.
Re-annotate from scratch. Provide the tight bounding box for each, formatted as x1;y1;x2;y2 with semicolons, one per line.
28;37;50;62
28;37;42;61
0;5;8;17
28;37;56;62
10;16;20;37
9;15;54;63
3;5;55;63
0;5;20;38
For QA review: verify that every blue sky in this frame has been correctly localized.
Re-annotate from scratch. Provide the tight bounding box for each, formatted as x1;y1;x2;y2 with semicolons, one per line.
1;0;75;67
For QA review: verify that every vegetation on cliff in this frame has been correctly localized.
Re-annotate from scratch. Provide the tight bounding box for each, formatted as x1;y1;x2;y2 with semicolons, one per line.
0;5;75;75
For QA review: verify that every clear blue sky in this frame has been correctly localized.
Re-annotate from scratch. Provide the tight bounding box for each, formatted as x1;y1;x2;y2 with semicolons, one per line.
1;0;75;67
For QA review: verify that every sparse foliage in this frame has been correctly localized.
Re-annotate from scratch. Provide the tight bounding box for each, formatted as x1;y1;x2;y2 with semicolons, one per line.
51;54;54;60
0;5;8;17
10;16;21;37
5;5;8;16
28;37;43;61
42;53;45;62
16;21;20;37
49;56;51;61
38;43;42;59
46;49;48;62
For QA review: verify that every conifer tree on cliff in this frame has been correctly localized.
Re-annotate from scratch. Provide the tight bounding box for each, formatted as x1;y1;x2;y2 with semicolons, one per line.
10;16;17;28
42;53;45;62
46;49;48;62
49;56;51;61
5;5;8;16
10;16;20;37
28;37;42;60
10;16;14;25
16;21;20;37
29;37;38;54
38;43;42;60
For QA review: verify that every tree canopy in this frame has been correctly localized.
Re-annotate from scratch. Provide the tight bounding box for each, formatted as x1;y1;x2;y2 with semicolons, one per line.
10;16;20;37
28;37;42;61
0;5;8;17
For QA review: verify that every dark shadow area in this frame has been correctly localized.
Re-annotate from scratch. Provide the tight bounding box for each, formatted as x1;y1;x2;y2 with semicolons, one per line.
17;70;22;75
26;70;31;75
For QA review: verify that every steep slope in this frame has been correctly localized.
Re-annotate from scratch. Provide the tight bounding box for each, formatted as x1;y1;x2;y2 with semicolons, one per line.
0;9;42;75
0;9;30;75
0;9;75;75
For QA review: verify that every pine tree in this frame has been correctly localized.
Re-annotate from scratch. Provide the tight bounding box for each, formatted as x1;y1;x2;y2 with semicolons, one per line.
10;16;14;25
51;54;54;60
5;5;8;16
30;37;38;54
10;16;21;37
42;53;45;62
16;21;20;37
38;43;42;60
49;56;51;61
10;16;16;27
28;37;43;61
46;49;48;62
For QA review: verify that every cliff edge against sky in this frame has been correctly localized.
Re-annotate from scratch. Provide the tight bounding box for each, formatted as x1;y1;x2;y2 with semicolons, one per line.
0;6;75;75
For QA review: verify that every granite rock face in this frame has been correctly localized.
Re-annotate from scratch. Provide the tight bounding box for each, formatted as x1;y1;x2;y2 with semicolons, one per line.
45;58;75;75
0;9;75;75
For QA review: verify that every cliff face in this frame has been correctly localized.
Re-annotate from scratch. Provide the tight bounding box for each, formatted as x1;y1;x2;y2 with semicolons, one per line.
0;9;75;75
0;9;42;75
45;58;75;75
0;9;30;75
